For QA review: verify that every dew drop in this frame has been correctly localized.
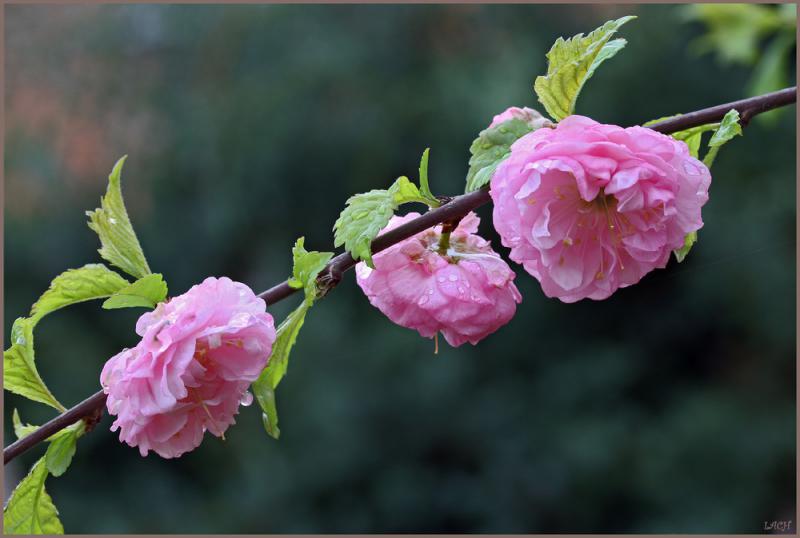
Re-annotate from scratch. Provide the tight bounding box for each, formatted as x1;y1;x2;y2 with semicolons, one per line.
448;274;458;282
240;391;254;407
418;296;429;306
109;217;118;224
437;276;446;282
457;286;465;294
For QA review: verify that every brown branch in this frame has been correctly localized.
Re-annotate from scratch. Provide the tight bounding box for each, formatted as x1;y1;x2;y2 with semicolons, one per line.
4;87;795;466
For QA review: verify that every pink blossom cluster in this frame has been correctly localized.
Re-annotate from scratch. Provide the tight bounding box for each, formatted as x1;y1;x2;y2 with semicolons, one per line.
356;212;522;347
490;113;711;302
100;277;276;458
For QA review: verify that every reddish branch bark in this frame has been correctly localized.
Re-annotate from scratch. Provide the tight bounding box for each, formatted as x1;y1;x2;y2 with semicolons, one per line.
4;86;796;465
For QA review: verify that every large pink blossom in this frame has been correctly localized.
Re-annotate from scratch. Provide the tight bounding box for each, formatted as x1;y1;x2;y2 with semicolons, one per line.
490;115;711;302
100;277;276;458
355;212;522;347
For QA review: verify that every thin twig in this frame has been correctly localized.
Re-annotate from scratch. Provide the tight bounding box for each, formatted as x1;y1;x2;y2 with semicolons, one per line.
4;87;795;465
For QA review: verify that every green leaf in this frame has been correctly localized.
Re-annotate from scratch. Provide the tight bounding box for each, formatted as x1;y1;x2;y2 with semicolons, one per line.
418;148;435;201
4;319;64;412
12;409;39;440
102;273;168;310
253;238;332;440
683;4;782;65
334;175;433;267
5;264;129;411
256;384;280;439
3;458;64;535
703;109;743;168
44;423;84;478
86;156;152;280
674;231;698;263
534;16;636;121
29;264;129;324
286;238;333;297
465;118;535;192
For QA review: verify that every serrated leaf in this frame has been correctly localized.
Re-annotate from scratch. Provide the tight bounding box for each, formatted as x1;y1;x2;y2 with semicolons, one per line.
253;238;332;440
334;176;431;267
12;409;39;440
102;273;168;309
5;264;128;411
44;423;83;477
703;109;743;167
674;231;698;263
86;156;152;280
30;264;129;323
4;319;64;412
3;458;64;535
534;16;636;121
286;238;333;298
465;118;534;192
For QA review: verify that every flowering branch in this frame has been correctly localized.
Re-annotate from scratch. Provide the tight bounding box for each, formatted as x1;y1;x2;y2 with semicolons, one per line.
4;86;796;466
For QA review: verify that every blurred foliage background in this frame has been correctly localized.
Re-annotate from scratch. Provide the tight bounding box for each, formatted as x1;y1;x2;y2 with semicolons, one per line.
4;4;796;533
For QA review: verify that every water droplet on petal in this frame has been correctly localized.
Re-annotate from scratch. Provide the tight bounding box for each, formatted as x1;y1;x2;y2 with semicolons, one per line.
448;274;458;282
427;288;434;295
418;296;429;306
109;217;118;224
437;276;446;283
457;286;465;295
240;391;254;407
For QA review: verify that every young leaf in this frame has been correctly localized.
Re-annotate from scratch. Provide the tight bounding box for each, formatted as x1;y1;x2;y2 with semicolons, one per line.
3;458;64;535
4;319;64;412
44;423;84;478
12;408;39;440
334;175;433;267
86;156;152;280
703;109;743;167
418;148;435;201
286;237;334;296
465;118;534;192
102;273;168;310
29;264;129;324
253;238;332;440
534;16;636;121
673;231;698;263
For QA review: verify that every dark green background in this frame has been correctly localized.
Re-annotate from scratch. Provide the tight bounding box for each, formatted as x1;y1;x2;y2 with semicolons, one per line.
4;4;796;533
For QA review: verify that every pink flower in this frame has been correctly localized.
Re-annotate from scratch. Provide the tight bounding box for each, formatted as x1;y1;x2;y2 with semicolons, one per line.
490;115;711;303
489;106;553;130
100;277;276;458
355;212;522;347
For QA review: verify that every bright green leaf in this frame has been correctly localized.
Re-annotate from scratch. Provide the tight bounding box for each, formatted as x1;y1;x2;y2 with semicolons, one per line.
286;238;333;298
534;16;636;121
3;458;64;535
102;273;168;310
334;175;433;267
465;118;535;192
253;238;332;440
44;423;84;478
30;264;129;324
704;109;743;168
674;231;698;263
86;156;152;280
4;319;64;412
417;148;437;203
12;409;39;440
